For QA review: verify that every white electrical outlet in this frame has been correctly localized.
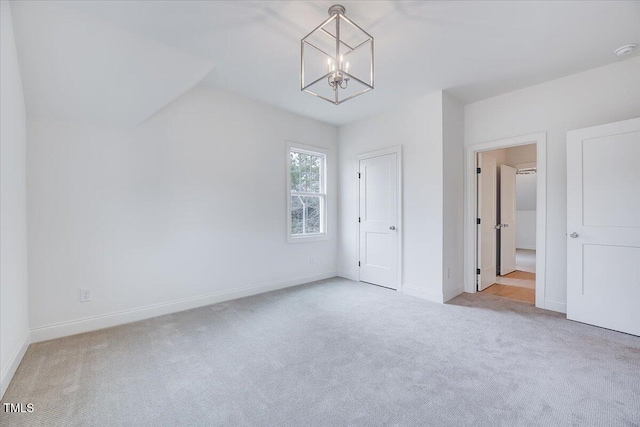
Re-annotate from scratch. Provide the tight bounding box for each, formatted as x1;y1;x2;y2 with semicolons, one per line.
309;257;315;265
80;288;92;302
446;268;451;279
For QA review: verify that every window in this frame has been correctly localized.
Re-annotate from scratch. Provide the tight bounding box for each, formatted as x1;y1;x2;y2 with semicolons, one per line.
287;143;327;242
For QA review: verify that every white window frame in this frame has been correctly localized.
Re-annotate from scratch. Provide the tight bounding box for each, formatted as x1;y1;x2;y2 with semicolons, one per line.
286;142;329;243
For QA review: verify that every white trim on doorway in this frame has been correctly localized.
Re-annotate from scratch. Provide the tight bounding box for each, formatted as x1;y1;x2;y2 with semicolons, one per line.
464;132;550;311
356;146;403;292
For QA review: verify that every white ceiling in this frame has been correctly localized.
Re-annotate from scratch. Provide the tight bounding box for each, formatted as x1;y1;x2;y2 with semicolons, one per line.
10;1;640;128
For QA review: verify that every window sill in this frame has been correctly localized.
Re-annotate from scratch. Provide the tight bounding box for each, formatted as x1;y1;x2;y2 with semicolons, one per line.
287;233;329;244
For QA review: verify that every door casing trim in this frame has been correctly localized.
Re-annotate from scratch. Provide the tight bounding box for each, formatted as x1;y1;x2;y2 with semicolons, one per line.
357;146;403;292
464;133;547;310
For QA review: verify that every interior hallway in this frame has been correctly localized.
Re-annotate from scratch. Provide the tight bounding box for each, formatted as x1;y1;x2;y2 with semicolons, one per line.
482;249;536;304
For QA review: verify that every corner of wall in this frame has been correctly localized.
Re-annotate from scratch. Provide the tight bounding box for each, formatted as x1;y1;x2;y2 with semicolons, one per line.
0;331;30;398
441;91;465;301
0;1;30;399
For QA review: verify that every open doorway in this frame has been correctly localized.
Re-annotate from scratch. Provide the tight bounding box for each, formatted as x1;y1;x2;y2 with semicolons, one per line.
477;144;537;304
464;132;546;310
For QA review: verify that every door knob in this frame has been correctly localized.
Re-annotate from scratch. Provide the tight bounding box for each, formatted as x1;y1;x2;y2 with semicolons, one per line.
389;226;396;230
569;232;579;238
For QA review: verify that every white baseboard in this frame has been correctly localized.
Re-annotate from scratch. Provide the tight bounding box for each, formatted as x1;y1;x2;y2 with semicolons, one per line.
544;298;567;314
336;270;357;281
1;329;31;399
30;271;336;343
443;285;464;302
402;285;443;303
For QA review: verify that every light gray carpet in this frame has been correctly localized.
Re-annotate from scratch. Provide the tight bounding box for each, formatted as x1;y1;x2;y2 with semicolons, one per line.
2;278;639;426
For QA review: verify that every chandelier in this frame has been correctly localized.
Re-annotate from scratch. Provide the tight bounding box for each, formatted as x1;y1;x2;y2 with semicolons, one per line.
301;4;374;105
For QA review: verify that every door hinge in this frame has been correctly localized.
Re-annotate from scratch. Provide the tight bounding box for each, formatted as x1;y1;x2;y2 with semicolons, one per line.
477;167;481;174
357;172;361;179
476;268;481;275
358;217;361;223
358;261;361;267
477;218;481;225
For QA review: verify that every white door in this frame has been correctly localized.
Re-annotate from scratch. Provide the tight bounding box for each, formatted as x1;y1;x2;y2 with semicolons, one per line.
477;153;497;290
500;165;517;275
359;152;398;289
567;117;640;336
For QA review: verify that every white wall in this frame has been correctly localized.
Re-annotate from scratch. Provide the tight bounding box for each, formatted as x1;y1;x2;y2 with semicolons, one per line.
516;172;537;250
442;92;465;300
510;144;537;250
27;86;338;341
465;56;640;312
338;91;455;302
1;0;30;397
516;211;536;250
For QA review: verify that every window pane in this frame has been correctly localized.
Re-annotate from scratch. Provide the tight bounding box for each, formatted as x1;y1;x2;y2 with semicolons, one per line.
291;151;322;194
311;155;320;173
290;195;322;235
300;172;312;193
304;196;321;233
300;153;308;172
291;172;300;192
291;196;304;235
291;196;322;235
290;151;300;172
309;173;320;193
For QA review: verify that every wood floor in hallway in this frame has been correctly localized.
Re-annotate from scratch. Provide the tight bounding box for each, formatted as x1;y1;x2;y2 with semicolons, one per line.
481;250;536;304
481;281;535;304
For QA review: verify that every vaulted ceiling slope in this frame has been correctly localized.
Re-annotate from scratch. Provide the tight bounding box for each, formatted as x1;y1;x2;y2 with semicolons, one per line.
11;1;216;128
11;1;640;128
